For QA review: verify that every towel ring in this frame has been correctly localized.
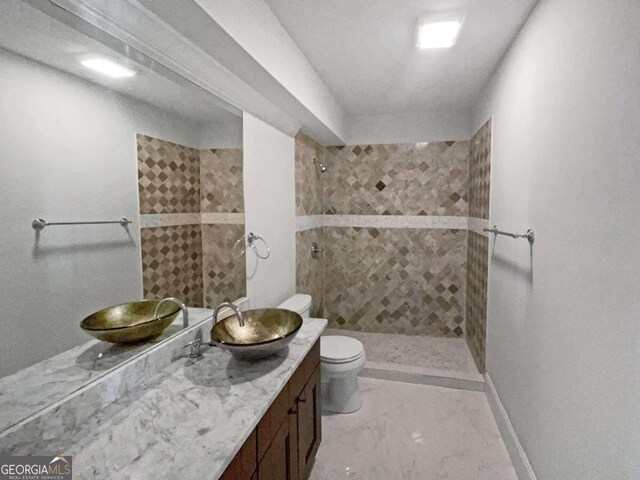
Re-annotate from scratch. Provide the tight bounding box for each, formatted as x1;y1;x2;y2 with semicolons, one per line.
247;232;270;260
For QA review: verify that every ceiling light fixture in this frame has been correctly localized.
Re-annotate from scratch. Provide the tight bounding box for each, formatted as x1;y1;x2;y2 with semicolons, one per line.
416;17;463;49
80;58;136;78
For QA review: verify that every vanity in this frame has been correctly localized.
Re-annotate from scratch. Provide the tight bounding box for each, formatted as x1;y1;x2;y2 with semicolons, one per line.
220;338;321;480
0;309;326;480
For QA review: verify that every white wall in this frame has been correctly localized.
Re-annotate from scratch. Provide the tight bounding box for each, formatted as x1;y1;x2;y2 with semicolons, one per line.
193;0;345;141
243;112;296;308
346;109;473;146
199;116;243;149
474;1;640;478
0;48;202;376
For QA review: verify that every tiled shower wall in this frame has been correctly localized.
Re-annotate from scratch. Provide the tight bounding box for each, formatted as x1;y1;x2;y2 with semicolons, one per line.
466;119;492;371
295;122;491;362
137;135;246;308
323;142;469;336
324;227;466;335
295;134;471;337
323;142;469;216
295;133;324;317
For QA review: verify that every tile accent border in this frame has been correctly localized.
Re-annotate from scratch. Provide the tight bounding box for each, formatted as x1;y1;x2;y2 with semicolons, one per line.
468;217;491;237
139;214;160;228
201;213;245;225
296;215;469;231
140;213;244;228
485;373;538;480
324;215;468;229
296;215;324;232
296;215;492;235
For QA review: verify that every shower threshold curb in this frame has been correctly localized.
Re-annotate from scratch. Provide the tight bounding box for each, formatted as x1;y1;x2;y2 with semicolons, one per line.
359;367;485;392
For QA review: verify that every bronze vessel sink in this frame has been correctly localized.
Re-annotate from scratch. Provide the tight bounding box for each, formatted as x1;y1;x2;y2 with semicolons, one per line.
80;299;183;344
210;308;302;360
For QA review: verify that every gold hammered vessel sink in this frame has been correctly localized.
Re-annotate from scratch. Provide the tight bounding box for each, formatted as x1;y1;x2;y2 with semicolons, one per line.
80;299;183;344
210;308;303;360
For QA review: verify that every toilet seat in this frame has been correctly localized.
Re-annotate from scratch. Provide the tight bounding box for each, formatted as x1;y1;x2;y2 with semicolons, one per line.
321;336;364;364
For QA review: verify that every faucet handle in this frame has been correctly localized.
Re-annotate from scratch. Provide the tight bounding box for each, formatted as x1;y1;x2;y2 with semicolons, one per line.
182;339;202;358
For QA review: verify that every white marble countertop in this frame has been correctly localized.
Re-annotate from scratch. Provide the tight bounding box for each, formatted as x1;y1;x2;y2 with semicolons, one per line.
69;317;327;480
0;308;212;434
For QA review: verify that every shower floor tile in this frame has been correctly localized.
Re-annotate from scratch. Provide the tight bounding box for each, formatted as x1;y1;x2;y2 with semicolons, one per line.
309;377;516;480
323;329;482;382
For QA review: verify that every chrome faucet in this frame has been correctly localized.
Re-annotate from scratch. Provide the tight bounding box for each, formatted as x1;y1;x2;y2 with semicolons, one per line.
213;302;245;327
154;297;189;328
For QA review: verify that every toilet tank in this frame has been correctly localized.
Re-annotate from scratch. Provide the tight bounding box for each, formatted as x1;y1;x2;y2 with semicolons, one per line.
277;294;312;317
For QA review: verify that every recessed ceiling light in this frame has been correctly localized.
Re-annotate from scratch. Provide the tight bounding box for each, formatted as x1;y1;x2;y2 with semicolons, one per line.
80;58;136;78
416;19;463;49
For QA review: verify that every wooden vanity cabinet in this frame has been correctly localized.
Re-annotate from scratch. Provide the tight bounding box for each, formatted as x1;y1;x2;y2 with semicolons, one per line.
220;341;321;480
295;367;321;479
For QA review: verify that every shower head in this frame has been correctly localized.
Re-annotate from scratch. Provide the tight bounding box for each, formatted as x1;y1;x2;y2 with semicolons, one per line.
313;158;327;173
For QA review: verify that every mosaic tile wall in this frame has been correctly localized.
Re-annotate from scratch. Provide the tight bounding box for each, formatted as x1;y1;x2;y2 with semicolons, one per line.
466;231;489;371
137;135;246;308
202;224;246;308
295;132;325;315
465;118;492;371
295;132;492;343
469;119;491;220
324;227;466;336
296;228;324;317
140;224;204;307
295;132;323;215
200;148;244;214
137;134;200;214
323;142;469;216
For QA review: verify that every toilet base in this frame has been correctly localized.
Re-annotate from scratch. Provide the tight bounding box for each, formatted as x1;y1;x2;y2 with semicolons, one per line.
321;374;362;414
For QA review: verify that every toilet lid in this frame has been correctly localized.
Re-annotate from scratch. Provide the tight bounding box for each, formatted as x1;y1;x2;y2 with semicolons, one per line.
321;336;364;364
277;294;312;314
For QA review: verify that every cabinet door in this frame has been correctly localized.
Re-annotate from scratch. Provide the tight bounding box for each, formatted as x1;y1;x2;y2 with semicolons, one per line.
259;417;293;480
297;366;322;479
288;399;299;480
219;454;241;480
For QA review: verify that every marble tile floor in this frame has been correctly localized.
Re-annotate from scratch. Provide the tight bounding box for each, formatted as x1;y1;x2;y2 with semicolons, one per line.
309;377;516;480
323;329;483;385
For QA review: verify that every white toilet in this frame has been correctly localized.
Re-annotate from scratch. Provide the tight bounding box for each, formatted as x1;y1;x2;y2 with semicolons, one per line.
319;335;365;413
277;294;366;414
277;293;313;318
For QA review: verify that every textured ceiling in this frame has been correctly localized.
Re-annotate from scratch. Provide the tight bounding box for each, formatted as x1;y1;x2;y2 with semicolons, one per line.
265;0;538;115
